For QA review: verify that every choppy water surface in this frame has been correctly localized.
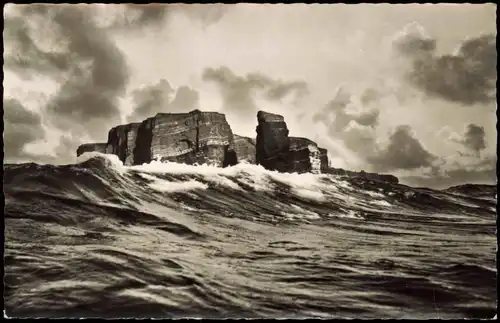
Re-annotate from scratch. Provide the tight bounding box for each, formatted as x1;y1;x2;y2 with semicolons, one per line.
4;153;497;318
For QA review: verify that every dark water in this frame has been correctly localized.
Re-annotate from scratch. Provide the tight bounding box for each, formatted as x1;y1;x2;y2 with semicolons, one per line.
3;153;497;319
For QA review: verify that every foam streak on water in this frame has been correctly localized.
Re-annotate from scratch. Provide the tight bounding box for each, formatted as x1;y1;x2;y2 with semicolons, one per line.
3;153;497;319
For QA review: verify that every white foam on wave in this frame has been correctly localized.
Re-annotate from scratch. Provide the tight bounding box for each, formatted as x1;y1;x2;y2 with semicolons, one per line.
129;160;339;200
138;173;208;193
370;200;392;207
285;204;322;220
149;179;208;193
76;155;357;202
130;160;272;192
76;152;127;175
327;210;364;220
362;190;385;198
293;188;325;202
284;212;321;220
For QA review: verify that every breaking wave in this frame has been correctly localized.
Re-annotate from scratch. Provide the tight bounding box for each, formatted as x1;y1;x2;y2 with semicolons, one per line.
4;153;497;319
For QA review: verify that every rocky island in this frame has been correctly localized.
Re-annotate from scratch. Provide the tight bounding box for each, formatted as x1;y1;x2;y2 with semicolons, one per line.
77;109;398;183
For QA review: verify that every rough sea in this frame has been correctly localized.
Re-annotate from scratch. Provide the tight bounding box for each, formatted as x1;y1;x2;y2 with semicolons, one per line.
3;153;497;319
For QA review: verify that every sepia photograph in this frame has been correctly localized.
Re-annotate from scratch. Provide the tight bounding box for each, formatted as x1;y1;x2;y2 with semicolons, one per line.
3;3;497;319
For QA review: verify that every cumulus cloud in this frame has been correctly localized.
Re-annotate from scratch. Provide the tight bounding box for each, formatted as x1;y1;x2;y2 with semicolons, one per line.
127;80;200;122
313;87;380;133
440;123;488;157
127;79;174;122
394;23;496;105
264;80;309;101
360;87;384;106
3;4;231;163
368;125;437;173
177;4;232;28
4;15;70;79
392;22;436;60
103;4;231;31
342;121;379;158
311;86;381;164
117;4;171;28
311;23;496;177
459;124;487;155
169;86;200;112
47;9;130;136
4;5;130;140
202;66;309;120
3;98;45;161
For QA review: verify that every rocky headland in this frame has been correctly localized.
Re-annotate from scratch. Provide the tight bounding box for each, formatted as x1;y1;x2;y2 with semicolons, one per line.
77;109;399;183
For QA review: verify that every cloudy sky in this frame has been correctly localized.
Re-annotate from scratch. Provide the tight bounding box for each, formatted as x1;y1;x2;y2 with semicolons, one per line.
3;3;497;188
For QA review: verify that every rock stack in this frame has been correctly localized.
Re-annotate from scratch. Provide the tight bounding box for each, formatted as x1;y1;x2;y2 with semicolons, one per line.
288;137;322;174
254;111;329;173
78;110;238;167
133;109;236;167
255;111;291;172
78;109;328;174
76;108;398;183
105;123;141;166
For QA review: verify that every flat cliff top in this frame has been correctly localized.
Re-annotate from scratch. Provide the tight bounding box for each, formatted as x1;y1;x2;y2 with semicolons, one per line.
78;142;107;147
110;122;141;131
257;111;285;123
154;109;225;118
289;137;316;145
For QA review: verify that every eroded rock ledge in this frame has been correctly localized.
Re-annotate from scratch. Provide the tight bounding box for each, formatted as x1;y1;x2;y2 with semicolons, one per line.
76;109;398;182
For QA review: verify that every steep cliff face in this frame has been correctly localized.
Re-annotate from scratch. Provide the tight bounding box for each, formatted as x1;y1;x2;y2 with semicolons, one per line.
72;109;399;183
106;123;141;166
69;110;401;182
134;109;235;167
255;111;329;174
233;135;256;164
319;148;329;173
76;143;107;157
288;137;322;174
255;111;290;172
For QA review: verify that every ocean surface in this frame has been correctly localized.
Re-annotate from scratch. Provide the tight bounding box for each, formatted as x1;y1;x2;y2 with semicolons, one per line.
3;153;497;319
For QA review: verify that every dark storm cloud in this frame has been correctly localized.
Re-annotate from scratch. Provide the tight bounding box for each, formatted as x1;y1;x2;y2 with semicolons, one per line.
368;125;437;173
202;66;309;118
395;31;496;105
3;15;70;79
108;4;231;30
46;6;130;134
455;123;487;155
178;4;232;27
202;67;248;114
354;109;380;128
393;30;436;58
360;88;383;106
312;87;382;161
127;80;200;123
313;87;380;134
3;98;45;161
265;81;309;101
169;86;200;112
463;124;487;153
4;4;230;163
127;4;169;27
4;5;130;138
127;79;174;122
105;4;171;30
